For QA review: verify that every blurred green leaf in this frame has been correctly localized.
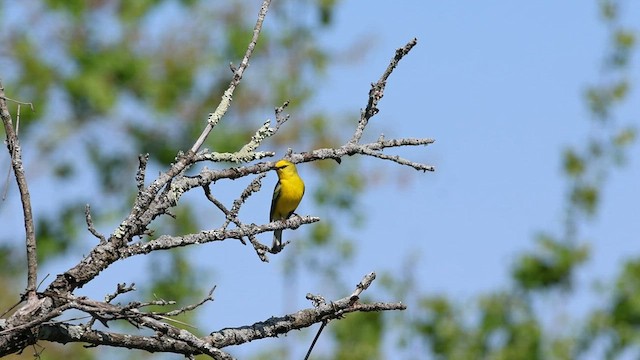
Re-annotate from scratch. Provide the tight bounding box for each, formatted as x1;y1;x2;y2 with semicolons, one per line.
563;149;585;177
513;235;589;291
333;310;383;360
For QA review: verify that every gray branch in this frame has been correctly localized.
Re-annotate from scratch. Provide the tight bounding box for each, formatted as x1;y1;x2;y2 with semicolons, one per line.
0;20;426;359
0;83;38;300
208;272;405;348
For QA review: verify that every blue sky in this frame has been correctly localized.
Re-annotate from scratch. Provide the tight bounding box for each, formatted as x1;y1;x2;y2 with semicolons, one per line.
312;0;640;296
282;0;639;357
2;0;640;359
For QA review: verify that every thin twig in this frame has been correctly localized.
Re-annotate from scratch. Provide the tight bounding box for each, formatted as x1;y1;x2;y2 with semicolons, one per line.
136;153;149;192
351;38;418;144
2;104;20;200
203;177;278;262
156;286;216;317
85;204;107;243
304;321;327;360
303;273;376;359
36;273;50;291
0;81;38;298
208;272;405;348
350;272;375;301
190;0;273;153
105;283;136;303
0;95;34;109
274;101;290;131
203;185;248;244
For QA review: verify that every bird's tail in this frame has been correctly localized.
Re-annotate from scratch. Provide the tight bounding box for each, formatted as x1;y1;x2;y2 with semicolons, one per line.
272;229;283;251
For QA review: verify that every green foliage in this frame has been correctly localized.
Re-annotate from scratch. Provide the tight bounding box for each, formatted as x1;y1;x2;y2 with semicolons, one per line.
414;294;543;360
118;0;166;23
144;206;208;312
44;0;87;17
402;1;638;359
570;184;599;215
146;250;205;313
585;81;629;120
332;311;383;360
415;296;464;357
512;235;589;290
0;245;22;278
562;149;585;177
12;39;54;122
579;258;640;359
318;0;339;25
35;203;86;263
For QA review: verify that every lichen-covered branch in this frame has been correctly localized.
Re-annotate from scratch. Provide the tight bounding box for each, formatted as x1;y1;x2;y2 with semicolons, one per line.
208;272;406;348
1;272;398;359
191;0;273;152
0;24;427;360
120;215;320;258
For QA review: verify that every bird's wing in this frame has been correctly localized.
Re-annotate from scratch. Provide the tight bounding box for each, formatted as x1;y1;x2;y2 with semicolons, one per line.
270;180;282;221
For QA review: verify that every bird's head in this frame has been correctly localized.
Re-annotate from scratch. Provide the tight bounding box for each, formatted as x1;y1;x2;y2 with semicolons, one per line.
274;159;298;176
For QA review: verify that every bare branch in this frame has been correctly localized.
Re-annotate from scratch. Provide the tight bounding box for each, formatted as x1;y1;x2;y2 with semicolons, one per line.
37;323;233;359
208;272;406;348
203;174;269;260
0;95;34;109
158;286;216;318
202;186;240;230
228;173;266;228
120;215;319;258
98;0;274;260
45;1;280;291
169;137;435;202
0;302;69;337
191;0;273;153
105;283;136;303
351;38;418;144
85;205;106;243
195;120;277;164
194;149;275;163
274;101;290;131
136;315;232;359
41;37;430;310
350;271;376;300
1;22;426;359
2;102;23;201
136;153;149;192
304;272;376;359
0;81;38;299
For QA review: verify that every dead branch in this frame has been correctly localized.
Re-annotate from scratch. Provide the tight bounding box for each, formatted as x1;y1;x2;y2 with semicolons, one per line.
0;83;38;300
208;272;405;348
0;3;428;355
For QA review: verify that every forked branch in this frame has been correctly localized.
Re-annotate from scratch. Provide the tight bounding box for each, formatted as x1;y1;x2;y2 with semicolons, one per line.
0;0;429;354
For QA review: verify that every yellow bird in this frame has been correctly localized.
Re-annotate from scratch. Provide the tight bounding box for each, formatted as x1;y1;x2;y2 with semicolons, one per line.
270;159;305;251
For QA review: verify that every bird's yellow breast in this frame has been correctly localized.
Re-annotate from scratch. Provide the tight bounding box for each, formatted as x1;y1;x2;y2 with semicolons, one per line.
273;176;304;219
